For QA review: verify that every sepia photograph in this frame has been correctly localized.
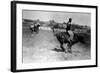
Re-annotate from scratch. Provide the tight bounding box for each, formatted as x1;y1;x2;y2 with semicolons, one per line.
22;10;91;63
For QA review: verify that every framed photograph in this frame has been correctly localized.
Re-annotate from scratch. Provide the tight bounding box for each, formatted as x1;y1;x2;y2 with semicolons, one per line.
11;1;98;72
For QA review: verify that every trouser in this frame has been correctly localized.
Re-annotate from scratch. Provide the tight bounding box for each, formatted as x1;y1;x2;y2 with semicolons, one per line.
68;30;74;42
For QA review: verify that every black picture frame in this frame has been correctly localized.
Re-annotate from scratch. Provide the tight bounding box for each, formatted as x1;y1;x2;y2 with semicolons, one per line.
11;1;98;72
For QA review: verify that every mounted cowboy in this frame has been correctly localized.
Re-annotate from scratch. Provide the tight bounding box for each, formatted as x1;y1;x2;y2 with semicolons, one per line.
29;19;40;33
34;19;40;27
65;18;74;43
34;19;41;33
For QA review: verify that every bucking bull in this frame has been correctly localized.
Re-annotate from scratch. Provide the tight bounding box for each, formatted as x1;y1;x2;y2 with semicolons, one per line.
52;27;85;53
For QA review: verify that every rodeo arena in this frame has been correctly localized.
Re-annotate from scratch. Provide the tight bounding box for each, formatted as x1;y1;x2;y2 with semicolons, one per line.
22;18;91;63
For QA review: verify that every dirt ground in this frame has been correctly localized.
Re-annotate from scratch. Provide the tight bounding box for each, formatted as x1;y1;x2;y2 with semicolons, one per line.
22;29;91;63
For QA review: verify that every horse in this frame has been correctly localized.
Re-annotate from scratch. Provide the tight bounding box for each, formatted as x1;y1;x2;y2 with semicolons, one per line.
29;24;40;34
52;27;84;53
33;24;40;33
29;24;34;33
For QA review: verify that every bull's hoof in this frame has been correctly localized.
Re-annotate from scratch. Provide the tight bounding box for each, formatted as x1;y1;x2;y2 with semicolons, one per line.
67;49;72;53
64;51;67;53
68;51;72;53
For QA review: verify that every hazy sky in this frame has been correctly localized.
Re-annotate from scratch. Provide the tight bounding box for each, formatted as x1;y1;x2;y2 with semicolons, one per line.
23;10;91;26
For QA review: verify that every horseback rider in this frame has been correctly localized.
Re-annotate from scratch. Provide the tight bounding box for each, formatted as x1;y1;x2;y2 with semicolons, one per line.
34;19;40;33
30;19;40;33
66;18;74;43
34;19;40;27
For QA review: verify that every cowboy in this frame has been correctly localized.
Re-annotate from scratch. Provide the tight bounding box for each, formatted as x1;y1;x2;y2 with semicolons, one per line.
34;19;40;33
66;18;74;43
35;19;40;26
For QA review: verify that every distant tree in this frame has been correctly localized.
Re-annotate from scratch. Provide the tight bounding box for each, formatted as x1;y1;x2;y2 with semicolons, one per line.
49;20;56;24
37;19;40;22
48;20;57;27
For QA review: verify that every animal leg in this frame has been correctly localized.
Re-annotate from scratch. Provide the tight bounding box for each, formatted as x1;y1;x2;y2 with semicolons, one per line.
67;43;72;53
60;44;67;53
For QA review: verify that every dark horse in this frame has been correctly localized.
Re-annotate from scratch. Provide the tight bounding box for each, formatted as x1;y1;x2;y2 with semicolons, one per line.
29;24;40;34
52;27;84;53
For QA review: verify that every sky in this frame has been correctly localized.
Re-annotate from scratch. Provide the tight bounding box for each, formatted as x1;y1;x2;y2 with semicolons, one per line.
23;10;91;26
